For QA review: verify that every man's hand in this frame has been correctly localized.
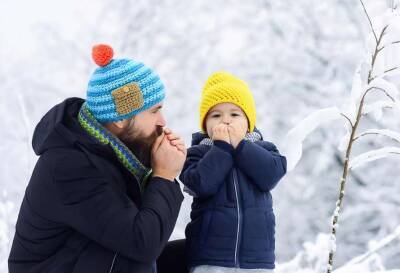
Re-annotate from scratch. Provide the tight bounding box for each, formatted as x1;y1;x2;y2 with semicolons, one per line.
227;122;247;149
151;128;186;181
163;128;186;154
211;124;230;144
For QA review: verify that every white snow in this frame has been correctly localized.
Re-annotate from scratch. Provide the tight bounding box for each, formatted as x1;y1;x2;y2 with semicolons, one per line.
282;107;342;172
329;234;337;253
276;226;400;273
363;101;396;121
333;206;340;218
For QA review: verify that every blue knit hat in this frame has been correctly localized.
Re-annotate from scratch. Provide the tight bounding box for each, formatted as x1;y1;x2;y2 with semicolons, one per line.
85;44;166;123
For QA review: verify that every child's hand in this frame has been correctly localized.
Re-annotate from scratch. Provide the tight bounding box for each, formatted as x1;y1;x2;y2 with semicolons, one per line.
228;122;247;148
211;124;231;144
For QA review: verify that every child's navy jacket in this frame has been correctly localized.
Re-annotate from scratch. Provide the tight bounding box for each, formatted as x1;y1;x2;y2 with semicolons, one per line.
179;130;287;270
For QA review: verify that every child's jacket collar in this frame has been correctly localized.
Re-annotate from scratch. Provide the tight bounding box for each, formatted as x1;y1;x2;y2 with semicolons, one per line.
191;127;263;146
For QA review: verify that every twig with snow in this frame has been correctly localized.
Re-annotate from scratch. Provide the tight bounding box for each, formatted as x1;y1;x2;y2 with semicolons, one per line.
345;225;400;266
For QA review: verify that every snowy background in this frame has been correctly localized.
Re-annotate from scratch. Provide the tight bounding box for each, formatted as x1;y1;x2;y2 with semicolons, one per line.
1;0;399;272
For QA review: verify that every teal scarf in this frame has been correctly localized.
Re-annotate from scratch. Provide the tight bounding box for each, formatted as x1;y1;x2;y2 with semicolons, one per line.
78;102;152;193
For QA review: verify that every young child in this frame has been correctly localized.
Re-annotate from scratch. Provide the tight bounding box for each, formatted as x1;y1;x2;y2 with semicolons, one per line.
179;71;287;273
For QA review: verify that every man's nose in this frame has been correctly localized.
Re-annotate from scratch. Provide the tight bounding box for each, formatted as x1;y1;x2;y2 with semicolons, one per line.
157;113;167;127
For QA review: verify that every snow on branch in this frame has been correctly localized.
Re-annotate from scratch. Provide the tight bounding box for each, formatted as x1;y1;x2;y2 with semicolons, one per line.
349;146;400;170
344;225;400;266
354;129;400;143
282;107;342;172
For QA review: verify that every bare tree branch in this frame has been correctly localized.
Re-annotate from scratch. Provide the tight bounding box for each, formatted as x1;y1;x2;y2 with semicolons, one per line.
359;0;378;43
340;113;354;128
363;86;396;102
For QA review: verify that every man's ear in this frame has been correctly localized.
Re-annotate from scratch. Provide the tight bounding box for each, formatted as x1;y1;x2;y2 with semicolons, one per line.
113;119;129;129
103;119;130;136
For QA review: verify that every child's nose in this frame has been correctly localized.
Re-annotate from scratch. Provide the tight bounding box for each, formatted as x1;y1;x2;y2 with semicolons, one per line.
222;115;231;125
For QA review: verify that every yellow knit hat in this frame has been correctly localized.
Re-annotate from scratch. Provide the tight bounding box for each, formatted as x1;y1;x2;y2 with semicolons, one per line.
199;71;256;132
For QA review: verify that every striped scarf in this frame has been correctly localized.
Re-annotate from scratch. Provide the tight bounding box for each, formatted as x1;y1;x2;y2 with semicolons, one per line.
78;102;152;193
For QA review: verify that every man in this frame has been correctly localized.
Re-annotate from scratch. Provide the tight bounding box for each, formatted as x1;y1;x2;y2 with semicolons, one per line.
8;44;188;273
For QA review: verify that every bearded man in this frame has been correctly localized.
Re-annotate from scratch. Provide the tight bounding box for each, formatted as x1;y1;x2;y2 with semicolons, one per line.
8;44;188;273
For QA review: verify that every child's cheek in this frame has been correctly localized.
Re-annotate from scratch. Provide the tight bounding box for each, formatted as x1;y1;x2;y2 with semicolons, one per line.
240;117;249;133
205;121;213;138
233;119;248;135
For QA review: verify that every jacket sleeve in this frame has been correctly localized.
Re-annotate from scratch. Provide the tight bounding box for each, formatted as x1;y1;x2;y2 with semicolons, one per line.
51;151;184;263
234;140;287;192
179;140;234;198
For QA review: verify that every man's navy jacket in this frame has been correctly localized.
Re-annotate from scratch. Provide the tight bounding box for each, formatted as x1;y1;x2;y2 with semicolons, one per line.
8;98;184;273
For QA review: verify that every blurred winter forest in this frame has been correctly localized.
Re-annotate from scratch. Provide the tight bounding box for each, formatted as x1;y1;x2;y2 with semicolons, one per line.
0;0;399;272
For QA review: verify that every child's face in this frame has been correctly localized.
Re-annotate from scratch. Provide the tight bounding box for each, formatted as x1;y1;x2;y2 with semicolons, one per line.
205;103;249;138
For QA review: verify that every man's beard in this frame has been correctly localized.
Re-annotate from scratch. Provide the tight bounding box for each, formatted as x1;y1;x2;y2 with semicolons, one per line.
119;122;163;168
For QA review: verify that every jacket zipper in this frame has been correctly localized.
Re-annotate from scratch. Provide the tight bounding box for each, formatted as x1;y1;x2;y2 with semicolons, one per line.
233;168;242;268
108;252;118;273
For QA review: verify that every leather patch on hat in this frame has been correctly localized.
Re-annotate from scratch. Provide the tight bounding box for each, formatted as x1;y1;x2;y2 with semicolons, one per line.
112;82;144;115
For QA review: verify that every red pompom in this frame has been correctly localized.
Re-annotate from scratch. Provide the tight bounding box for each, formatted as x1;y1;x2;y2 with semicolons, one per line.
92;44;114;67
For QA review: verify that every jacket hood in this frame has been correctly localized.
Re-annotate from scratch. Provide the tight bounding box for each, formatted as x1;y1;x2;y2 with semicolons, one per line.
32;97;104;155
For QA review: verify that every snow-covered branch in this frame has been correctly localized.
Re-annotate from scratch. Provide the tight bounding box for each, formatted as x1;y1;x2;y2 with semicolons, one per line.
364;78;399;102
354;129;400;143
349;147;400;170
282;107;342;172
345;226;400;266
359;0;378;43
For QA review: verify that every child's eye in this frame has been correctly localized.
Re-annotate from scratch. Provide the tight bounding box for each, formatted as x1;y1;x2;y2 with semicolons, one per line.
211;114;220;118
231;113;240;117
